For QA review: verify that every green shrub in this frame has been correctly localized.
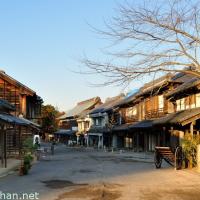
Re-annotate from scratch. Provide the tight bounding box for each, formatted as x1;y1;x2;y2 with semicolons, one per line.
182;133;200;167
21;138;36;175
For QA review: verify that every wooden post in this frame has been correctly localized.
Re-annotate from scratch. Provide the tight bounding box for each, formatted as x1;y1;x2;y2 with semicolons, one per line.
1;126;4;166
197;131;200;136
136;132;139;152
190;122;194;136
18;126;22;156
163;127;166;146
3;128;7;168
144;133;148;152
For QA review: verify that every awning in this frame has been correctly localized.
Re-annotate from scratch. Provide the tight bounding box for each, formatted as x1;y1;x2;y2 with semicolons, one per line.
129;120;154;129
153;107;200;126
0;113;30;125
54;129;76;136
19;117;41;129
0;113;41;130
113;124;130;131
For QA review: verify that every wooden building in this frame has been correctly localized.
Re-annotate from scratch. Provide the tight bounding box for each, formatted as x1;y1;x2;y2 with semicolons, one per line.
111;73;199;152
88;94;124;148
0;70;43;123
58;97;102;144
0;71;43;168
0;99;40;168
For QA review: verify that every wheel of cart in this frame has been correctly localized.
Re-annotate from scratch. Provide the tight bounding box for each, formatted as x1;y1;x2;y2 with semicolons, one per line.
175;146;183;170
154;146;183;170
154;148;162;168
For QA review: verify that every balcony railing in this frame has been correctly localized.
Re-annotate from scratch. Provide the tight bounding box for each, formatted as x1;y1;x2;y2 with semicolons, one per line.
124;115;138;123
145;108;166;119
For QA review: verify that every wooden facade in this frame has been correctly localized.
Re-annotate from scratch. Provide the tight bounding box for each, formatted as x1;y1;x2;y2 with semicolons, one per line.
0;71;43;122
111;73;198;151
0;71;42;167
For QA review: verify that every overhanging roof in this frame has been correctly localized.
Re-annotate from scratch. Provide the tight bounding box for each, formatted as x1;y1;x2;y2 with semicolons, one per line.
153;108;200;126
129;120;154;129
166;78;200;99
0;71;35;96
113;124;130;131
0;113;29;125
0;99;15;111
54;129;76;136
59;97;101;119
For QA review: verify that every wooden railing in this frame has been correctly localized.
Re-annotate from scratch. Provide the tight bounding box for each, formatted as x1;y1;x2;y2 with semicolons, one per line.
145;108;166;119
124;115;138;123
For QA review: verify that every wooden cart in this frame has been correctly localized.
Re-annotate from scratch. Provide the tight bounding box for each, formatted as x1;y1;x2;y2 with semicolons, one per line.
154;146;183;170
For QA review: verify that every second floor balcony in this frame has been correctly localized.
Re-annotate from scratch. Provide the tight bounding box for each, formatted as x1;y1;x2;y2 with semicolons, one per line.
123;115;138;123
145;108;166;119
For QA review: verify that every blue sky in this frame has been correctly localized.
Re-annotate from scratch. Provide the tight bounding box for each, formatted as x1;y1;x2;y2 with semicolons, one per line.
0;0;144;111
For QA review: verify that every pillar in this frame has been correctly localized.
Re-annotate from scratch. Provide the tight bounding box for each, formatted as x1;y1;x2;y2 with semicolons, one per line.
144;133;148;152
3;128;7;168
179;131;184;147
136;132;139;152
190;122;194;136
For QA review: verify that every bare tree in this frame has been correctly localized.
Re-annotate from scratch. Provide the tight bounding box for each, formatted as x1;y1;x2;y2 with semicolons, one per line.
82;0;200;86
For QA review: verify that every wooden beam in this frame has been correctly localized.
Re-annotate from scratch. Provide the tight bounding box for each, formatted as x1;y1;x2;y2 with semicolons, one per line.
181;113;200;126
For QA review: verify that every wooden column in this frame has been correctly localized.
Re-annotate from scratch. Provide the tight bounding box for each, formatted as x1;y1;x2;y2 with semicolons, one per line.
18;126;22;156
163;127;166;146
3;126;7;168
136;132;139;152
158;132;161;146
144;133;148;152
197;131;199;136
1;126;3;166
190;122;194;136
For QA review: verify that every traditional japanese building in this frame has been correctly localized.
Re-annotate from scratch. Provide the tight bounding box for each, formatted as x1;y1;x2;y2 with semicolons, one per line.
0;70;43;123
88;94;124;148
0;71;43;168
58;97;102;144
109;71;200;152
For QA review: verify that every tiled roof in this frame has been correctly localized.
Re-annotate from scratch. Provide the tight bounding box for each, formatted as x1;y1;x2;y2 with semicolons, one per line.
136;73;173;97
165;77;200;98
153;107;200;126
54;129;76;135
0;70;35;95
0;99;15;111
90;94;125;115
59;97;101;119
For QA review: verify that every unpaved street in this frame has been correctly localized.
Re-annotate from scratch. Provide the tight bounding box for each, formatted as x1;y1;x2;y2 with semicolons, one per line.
1;144;200;200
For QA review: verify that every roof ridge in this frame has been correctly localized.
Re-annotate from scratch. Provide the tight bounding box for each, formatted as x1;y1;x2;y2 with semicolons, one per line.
77;96;100;105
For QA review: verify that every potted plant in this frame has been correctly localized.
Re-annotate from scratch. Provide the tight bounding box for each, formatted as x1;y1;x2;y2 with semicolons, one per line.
19;138;36;176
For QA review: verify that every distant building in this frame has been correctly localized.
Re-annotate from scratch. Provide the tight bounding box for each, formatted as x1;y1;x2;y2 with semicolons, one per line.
57;97;102;144
88;94;124;148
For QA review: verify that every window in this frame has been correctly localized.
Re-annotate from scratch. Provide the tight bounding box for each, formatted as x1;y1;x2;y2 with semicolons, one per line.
176;99;181;111
190;95;196;108
196;93;200;107
95;118;101;126
185;96;190;109
126;106;137;117
158;95;164;109
85;121;90;129
180;98;185;110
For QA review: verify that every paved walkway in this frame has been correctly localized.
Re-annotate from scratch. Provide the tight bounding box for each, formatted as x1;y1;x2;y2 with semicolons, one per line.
0;159;21;178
